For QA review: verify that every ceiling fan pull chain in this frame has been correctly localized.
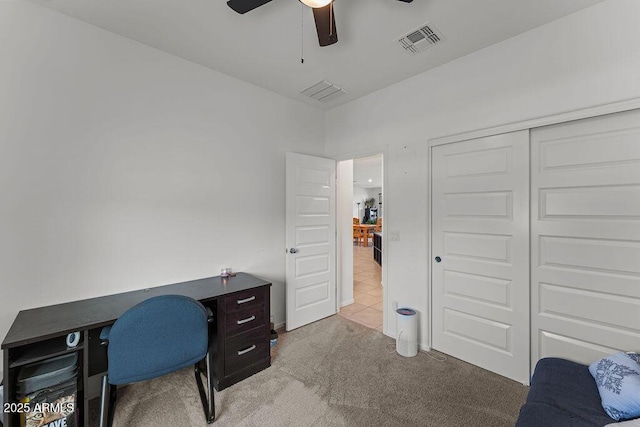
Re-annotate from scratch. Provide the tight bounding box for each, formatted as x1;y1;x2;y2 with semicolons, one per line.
301;3;305;64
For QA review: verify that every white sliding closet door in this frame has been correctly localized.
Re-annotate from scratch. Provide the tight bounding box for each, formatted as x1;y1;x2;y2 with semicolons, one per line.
432;130;530;384
531;109;640;369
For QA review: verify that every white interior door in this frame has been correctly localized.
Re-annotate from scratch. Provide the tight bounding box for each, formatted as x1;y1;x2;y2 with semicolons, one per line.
531;109;640;368
286;152;336;331
431;130;530;384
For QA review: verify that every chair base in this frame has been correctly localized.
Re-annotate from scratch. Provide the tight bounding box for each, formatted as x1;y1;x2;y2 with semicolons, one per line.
99;355;215;426
195;354;215;423
98;377;117;427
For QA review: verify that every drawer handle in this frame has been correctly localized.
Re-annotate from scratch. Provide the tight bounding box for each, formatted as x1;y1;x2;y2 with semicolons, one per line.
237;344;256;356
237;315;256;325
237;296;256;304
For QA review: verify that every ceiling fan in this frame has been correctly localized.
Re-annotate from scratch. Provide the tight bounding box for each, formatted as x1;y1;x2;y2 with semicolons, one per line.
227;0;414;47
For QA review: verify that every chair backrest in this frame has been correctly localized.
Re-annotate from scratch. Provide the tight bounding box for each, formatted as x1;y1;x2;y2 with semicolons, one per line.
353;217;360;225
106;295;209;385
375;217;382;232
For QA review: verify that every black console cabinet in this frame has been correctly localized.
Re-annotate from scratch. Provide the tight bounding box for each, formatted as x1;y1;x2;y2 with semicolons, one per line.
1;273;271;427
373;232;382;266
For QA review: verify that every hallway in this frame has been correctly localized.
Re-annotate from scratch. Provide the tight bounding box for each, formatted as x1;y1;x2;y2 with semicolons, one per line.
338;245;383;331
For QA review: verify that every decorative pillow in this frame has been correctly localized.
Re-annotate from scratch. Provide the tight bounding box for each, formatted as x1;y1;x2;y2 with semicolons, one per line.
589;352;640;421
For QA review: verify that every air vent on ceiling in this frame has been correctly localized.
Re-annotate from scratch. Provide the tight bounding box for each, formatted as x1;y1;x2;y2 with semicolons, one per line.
398;23;444;55
300;80;347;103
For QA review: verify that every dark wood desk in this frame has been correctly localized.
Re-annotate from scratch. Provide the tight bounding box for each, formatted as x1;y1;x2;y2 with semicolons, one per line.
2;272;271;427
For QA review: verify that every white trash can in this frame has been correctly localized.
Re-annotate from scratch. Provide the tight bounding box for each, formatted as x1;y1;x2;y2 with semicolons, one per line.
396;308;418;357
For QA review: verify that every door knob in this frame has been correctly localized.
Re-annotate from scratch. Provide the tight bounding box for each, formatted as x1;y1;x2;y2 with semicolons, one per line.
434;256;441;263
289;248;298;254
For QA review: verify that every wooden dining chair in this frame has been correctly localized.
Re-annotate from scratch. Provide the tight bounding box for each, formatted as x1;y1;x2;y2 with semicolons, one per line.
353;225;364;246
375;217;382;232
353;217;360;225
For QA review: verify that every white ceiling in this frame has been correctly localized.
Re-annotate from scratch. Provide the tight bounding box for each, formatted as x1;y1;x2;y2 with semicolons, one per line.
353;155;382;189
30;0;603;110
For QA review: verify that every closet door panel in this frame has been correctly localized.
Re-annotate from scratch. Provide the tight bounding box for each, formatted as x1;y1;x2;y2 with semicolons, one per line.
432;130;530;384
531;109;640;369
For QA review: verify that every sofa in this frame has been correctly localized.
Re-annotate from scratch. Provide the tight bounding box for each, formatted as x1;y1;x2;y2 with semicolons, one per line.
516;357;616;427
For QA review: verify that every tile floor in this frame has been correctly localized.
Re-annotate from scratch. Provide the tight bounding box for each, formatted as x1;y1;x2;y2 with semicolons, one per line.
338;243;383;331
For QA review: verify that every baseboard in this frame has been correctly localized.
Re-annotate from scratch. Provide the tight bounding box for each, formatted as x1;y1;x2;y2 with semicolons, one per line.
340;299;355;307
419;343;431;352
274;321;285;331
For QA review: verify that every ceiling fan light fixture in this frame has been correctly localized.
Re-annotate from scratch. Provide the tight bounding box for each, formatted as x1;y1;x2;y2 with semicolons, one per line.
299;0;332;8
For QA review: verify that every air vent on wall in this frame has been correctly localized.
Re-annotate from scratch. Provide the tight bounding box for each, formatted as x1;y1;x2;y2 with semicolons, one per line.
398;23;444;55
300;80;347;103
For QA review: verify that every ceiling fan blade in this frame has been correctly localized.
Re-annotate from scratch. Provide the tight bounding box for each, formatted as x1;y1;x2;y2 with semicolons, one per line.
312;3;338;47
227;0;273;14
396;0;413;2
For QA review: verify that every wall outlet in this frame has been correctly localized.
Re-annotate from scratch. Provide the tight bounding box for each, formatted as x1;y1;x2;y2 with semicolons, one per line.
391;231;400;241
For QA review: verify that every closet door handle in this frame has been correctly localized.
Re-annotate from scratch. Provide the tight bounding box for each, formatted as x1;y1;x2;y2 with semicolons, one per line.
435;256;442;263
237;315;256;325
237;345;256;356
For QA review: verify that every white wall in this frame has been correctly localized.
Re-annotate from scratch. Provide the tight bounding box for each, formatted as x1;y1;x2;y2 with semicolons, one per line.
325;0;640;347
337;160;354;307
0;0;324;375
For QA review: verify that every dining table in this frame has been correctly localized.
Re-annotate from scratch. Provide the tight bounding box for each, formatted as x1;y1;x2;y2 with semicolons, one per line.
353;224;376;247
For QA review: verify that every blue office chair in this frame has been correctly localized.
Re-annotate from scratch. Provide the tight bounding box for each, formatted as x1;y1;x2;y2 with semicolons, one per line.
98;295;215;426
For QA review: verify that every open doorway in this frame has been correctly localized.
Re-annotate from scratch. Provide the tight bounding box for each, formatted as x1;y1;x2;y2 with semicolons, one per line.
337;154;383;331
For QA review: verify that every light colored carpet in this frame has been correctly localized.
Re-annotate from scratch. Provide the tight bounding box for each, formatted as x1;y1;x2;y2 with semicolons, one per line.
95;315;528;426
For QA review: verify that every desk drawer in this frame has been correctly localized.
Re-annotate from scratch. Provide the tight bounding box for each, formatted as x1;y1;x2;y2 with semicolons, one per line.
226;304;265;337
224;288;265;312
225;327;269;373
